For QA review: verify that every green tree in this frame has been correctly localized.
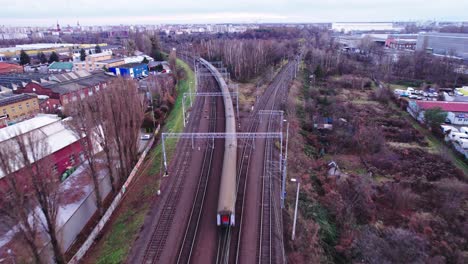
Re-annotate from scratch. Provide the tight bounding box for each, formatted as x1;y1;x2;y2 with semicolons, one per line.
49;52;59;63
37;52;47;64
424;107;447;129
19;50;30;65
142;57;149;64
80;48;87;61
95;45;102;54
313;64;324;80
150;36;164;61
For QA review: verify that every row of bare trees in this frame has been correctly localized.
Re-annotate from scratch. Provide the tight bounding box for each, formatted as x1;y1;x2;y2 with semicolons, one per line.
66;78;144;217
0;77;144;263
193;38;291;81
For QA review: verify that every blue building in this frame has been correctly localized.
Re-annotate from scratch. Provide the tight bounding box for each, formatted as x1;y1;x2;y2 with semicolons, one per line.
109;63;149;79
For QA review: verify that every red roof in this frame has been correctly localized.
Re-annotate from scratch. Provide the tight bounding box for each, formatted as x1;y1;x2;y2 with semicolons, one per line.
417;101;468;112
0;62;23;74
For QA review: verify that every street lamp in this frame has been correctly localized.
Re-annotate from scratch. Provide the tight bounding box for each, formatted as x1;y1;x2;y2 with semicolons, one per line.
189;81;194;107
291;178;300;241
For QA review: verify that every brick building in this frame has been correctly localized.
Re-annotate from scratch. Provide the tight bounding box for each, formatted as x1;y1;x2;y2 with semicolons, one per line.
16;71;114;112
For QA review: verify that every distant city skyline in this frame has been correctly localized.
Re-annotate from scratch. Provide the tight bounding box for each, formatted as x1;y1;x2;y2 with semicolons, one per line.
0;0;467;26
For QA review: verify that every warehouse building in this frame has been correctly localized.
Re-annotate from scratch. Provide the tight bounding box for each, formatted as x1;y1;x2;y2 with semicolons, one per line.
408;101;468;125
109;63;149;79
416;33;468;60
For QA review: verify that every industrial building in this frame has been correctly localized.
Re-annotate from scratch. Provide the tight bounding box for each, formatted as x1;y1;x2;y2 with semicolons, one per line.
0;93;39;124
407;101;468;125
0;114;83;186
109;63;149;79
16;71;115;111
416;33;468;60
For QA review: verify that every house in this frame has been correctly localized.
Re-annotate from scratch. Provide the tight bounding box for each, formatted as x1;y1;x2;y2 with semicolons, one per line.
0;93;40;123
48;61;74;73
407;100;468;125
15;71;114;112
0;114;83;188
109;63;149;79
0;62;23;74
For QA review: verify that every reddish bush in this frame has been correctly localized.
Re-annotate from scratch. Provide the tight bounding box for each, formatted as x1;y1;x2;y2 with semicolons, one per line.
353;226;428;264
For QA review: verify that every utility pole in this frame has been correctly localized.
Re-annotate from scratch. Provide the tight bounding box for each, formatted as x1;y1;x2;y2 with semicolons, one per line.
291;178;300;241
182;94;186;127
147;85;156;132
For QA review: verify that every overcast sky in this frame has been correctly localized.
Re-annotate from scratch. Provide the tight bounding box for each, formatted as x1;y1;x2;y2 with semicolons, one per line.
0;0;467;26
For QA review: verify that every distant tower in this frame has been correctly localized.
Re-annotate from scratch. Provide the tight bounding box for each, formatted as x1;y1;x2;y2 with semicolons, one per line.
56;21;61;32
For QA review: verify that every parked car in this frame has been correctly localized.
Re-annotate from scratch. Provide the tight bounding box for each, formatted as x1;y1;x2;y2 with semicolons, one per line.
140;134;151;140
408;94;418;99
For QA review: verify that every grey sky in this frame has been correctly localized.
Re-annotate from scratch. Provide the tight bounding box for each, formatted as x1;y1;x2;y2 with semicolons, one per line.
0;0;467;26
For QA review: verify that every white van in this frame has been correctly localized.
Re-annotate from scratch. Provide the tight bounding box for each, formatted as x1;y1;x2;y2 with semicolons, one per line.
460;127;468;135
441;125;457;134
448;132;468;141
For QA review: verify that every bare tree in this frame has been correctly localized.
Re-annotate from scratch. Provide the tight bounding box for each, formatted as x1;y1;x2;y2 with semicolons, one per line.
66;97;105;217
15;132;65;264
0;140;42;264
105;78;145;182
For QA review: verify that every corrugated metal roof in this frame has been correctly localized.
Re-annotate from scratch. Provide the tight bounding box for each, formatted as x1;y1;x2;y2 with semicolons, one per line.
0;93;36;107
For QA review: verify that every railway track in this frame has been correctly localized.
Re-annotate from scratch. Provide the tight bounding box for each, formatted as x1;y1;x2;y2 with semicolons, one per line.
213;61;297;264
140;59;213;264
177;67;221;264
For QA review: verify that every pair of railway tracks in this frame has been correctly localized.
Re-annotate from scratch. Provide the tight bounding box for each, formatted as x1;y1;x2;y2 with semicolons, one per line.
258;63;294;264
141;60;215;264
177;70;221;263
214;61;296;264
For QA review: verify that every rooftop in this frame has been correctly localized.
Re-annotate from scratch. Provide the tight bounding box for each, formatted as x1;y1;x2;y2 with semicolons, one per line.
0;114;60;142
113;63;147;69
0;62;23;73
0;72;51;89
0;114;80;179
42;71;115;95
0;93;36;107
48;61;74;71
416;101;468;112
99;58;125;64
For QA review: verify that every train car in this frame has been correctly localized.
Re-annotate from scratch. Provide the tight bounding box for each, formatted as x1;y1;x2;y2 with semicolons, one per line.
198;58;238;227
